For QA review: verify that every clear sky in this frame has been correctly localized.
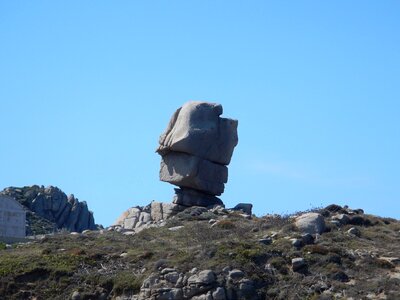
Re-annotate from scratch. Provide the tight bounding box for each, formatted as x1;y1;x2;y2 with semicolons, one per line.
1;1;399;226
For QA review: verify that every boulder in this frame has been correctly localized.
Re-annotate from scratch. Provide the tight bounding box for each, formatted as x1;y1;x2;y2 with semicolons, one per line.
347;227;361;237
292;257;306;272
187;270;216;285
232;203;253;215
173;188;224;208
295;213;326;234
114;207;141;229
150;201;185;222
157;101;238;208
228;269;245;281
160;152;227;195
157;101;238;165
333;213;350;225
150;202;163;222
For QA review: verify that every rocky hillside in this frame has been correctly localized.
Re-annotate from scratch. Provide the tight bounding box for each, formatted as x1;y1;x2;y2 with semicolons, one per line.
1;185;97;234
0;204;399;299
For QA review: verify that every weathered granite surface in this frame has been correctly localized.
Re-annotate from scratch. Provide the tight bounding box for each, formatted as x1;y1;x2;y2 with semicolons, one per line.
157;101;238;206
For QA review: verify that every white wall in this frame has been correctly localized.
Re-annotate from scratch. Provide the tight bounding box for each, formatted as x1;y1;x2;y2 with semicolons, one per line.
0;195;26;238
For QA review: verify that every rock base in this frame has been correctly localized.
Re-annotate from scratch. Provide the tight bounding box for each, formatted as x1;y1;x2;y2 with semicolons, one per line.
173;188;224;208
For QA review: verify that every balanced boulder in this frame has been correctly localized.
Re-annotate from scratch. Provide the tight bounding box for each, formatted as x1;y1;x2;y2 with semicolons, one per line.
157;101;238;207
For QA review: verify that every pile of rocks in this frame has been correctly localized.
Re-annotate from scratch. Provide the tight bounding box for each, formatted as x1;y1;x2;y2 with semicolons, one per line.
1;185;97;233
113;101;243;232
157;101;238;208
130;267;261;300
112;201;186;232
112;201;253;233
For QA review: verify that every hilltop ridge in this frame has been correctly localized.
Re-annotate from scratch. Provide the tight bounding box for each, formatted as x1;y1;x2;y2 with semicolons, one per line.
1;203;399;299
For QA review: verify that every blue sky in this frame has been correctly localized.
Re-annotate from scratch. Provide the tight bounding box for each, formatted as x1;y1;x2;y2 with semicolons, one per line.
1;1;399;226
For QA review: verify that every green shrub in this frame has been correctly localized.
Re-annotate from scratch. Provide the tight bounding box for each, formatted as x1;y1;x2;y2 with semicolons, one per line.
268;257;289;274
216;220;236;229
112;272;143;295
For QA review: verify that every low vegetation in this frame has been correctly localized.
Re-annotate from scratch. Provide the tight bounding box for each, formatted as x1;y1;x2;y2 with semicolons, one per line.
1;206;399;299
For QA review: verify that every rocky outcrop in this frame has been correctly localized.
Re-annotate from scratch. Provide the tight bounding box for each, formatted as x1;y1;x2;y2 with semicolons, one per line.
0;185;97;233
157;101;238;208
112;201;253;232
112;201;188;232
133;267;261;300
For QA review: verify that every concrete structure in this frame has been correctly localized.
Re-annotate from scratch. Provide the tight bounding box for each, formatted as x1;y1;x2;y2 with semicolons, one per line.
0;195;26;239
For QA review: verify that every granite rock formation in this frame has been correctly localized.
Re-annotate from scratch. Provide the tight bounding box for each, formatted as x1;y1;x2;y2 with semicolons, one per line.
0;185;97;234
112;201;254;232
157;101;238;207
112;201;189;232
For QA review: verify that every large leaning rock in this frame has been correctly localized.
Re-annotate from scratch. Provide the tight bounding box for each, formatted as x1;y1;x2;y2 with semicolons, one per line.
157;102;238;165
157;101;238;207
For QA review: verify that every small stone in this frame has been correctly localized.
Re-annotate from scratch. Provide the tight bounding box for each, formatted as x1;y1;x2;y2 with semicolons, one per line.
120;252;128;258
331;271;349;282
228;269;245;281
209;219;217;225
168;226;184;231
301;233;314;245
291;238;304;248
310;281;329;293
330;220;341;227
239;213;251;219
71;291;81;300
334;214;350;225
123;230;135;236
347;227;361;237
70;232;79;235
161;268;177;275
190;267;198;274
165;272;180;284
292;258;306;272
258;238;272;245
